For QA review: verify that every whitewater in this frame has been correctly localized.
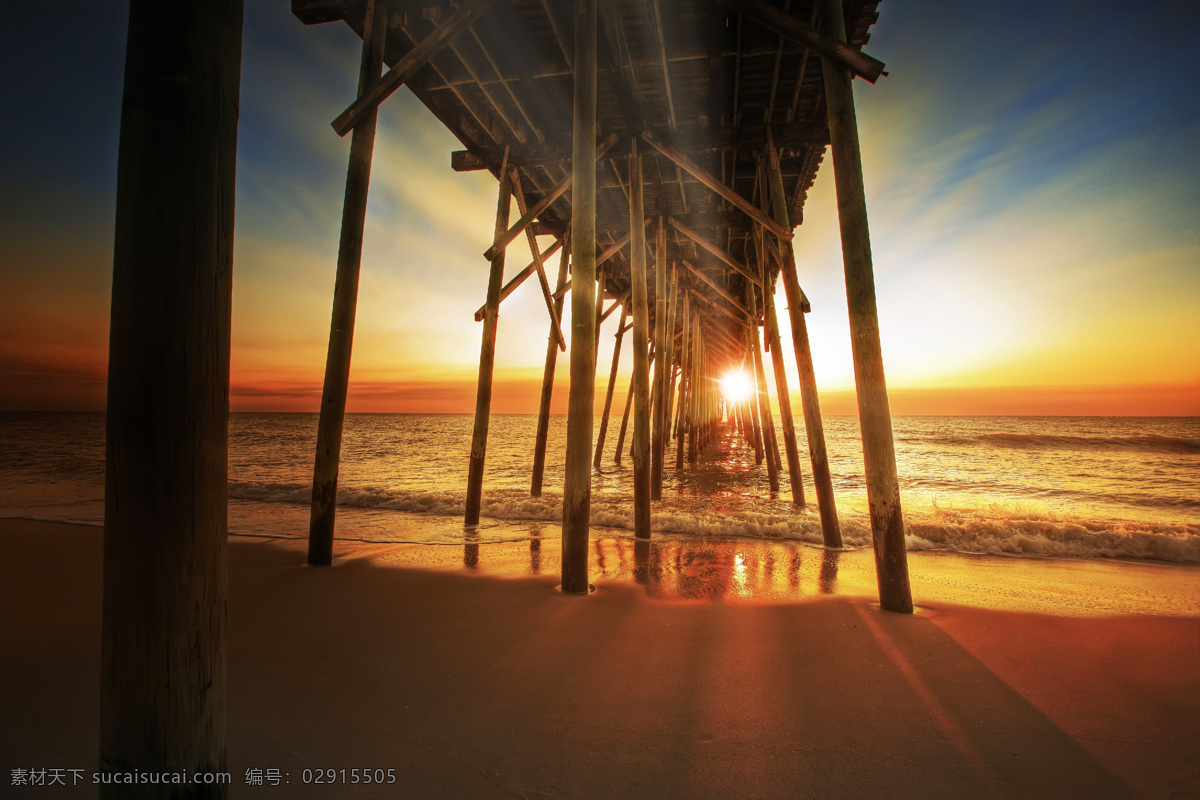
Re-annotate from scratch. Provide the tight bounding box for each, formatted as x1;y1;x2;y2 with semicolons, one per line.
1;412;1197;564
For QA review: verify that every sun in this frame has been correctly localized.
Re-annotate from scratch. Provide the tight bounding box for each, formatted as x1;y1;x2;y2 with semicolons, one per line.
719;368;754;404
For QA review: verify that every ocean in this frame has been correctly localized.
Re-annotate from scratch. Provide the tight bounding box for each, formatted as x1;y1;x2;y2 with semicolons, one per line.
1;412;1197;564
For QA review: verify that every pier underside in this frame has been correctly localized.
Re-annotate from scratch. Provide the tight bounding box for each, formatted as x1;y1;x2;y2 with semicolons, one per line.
292;0;910;612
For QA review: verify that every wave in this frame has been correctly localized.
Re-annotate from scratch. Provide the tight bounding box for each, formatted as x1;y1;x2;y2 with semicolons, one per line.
933;432;1200;455
226;480;1200;565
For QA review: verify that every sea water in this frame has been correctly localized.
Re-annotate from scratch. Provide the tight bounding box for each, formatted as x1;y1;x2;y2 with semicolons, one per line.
0;412;1196;563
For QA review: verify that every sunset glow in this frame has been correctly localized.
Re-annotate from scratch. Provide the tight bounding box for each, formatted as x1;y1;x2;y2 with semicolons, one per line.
0;2;1196;416
720;369;755;405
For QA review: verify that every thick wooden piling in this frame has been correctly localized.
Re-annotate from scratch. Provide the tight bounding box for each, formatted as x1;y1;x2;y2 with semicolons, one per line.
765;142;841;546
465;155;513;525
594;304;628;468
561;0;598;592
531;231;570;496
308;1;388;565
101;0;242;791
821;0;911;611
629;139;653;538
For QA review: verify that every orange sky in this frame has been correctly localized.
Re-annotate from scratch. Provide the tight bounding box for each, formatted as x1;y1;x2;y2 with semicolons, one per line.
1;2;1197;417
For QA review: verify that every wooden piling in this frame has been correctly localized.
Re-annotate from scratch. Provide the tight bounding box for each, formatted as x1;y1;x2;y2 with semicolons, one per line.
821;0;911;611
561;0;598;592
308;1;388;565
465;153;513;525
614;368;634;465
531;230;571;496
651;220;669;499
764;275;807;506
629;139;653;539
675;295;691;470
594;304;628;468
101;0;242;790
765;138;842;546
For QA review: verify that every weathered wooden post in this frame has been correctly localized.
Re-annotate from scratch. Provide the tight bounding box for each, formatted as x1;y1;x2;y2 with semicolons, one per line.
464;152;513;526
764;273;807;506
594;304;628;468
594;265;607;356
629;139;653;538
614;371;634;465
531;231;570;496
650;219;669;499
307;1;388;565
675;295;691;469
688;320;700;464
101;0;242;792
821;0;912;611
561;0;598;592
766;138;842;547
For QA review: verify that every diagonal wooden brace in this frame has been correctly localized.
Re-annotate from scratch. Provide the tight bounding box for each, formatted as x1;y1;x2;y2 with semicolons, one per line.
332;0;500;136
474;238;564;321
669;216;762;288
710;0;886;83
511;170;566;350
483;133;619;261
642;131;792;242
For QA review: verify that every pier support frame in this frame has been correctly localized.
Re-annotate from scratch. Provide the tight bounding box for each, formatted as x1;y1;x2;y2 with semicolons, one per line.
821;0;912;612
101;0;242;792
561;0;598;592
308;1;388;565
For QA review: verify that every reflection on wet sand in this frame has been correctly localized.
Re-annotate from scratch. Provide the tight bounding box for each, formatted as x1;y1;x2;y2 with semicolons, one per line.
528;527;542;574
460;526;866;604
463;528;480;569
617;536;860;602
820;549;840;594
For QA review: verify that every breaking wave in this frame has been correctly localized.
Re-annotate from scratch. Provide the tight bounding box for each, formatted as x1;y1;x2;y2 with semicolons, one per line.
932;432;1200;455
227;480;1200;565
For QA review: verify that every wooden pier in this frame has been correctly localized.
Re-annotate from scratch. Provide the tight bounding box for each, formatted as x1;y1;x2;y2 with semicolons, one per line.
101;0;913;786
289;0;908;610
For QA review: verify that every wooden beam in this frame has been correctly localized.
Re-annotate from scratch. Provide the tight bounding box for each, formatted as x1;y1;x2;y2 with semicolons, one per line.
711;0;886;83
594;304;628;468
465;151;513;526
687;285;750;328
483;133;618;261
332;0;499;135
561;0;598;594
650;218;669;500
531;230;571;497
511;170;566;350
669;216;762;287
474;238;563;321
629;138;653;538
101;0;242;787
600;288;631;323
821;0;911;612
309;0;387;565
679;260;753;319
642;131;793;241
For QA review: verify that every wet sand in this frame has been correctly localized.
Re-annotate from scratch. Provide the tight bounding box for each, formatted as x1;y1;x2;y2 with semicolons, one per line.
2;517;1197;798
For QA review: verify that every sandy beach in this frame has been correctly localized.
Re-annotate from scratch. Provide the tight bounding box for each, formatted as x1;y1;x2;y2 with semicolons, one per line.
2;517;1197;799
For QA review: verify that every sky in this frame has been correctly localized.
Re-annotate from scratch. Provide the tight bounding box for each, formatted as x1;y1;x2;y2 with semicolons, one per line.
0;0;1197;415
